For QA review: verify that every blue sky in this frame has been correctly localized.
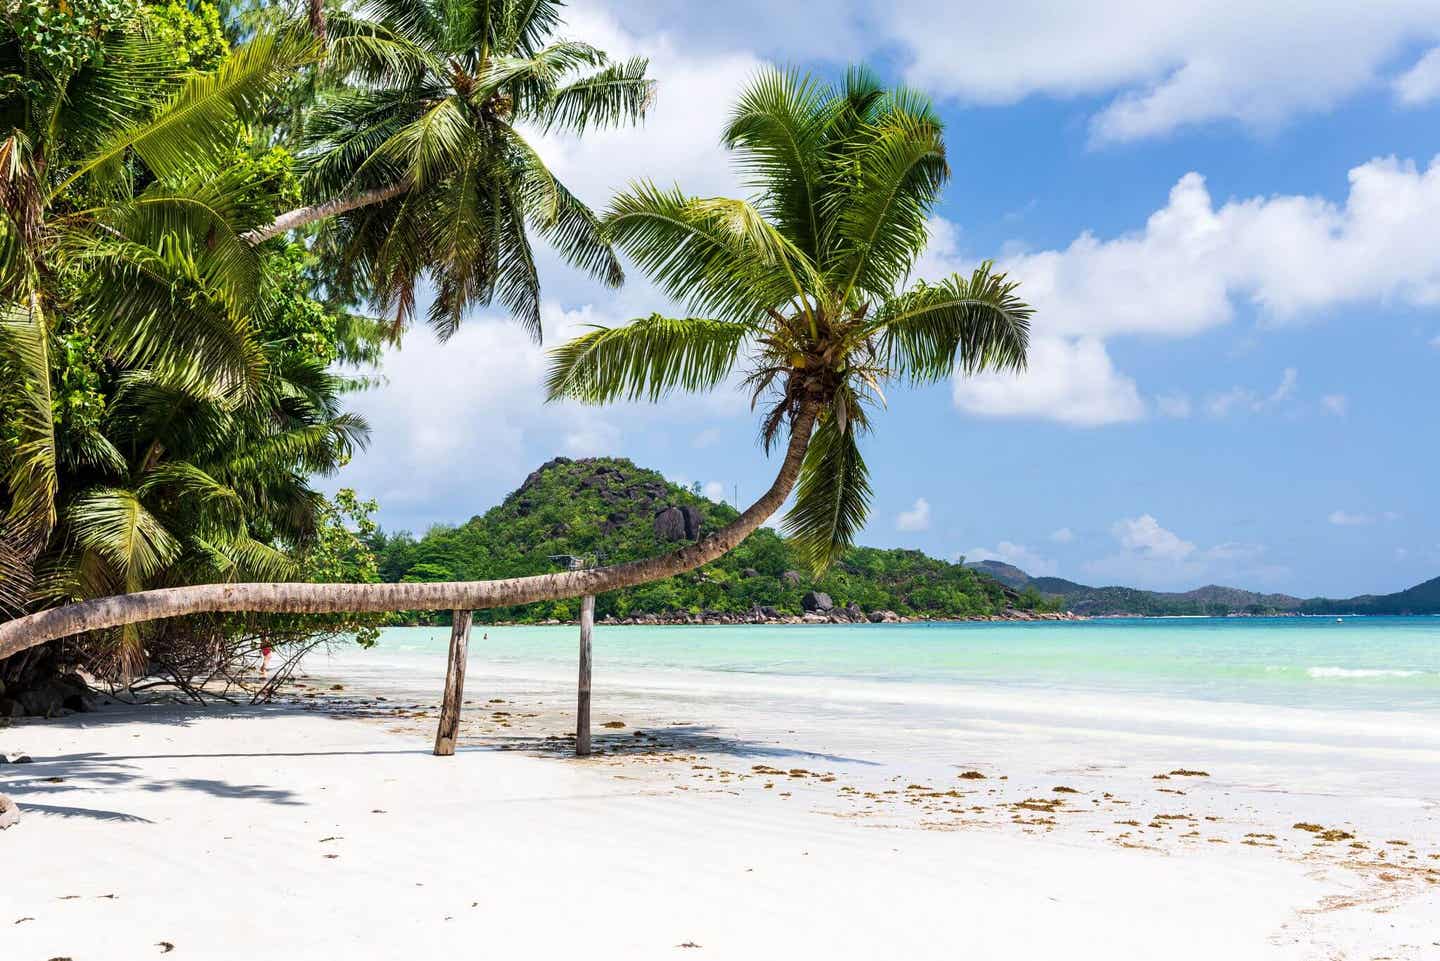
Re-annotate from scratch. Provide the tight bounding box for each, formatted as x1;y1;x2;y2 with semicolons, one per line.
326;0;1440;597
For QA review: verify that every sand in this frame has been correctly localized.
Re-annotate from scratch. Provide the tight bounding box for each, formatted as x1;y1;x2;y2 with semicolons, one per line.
3;658;1438;960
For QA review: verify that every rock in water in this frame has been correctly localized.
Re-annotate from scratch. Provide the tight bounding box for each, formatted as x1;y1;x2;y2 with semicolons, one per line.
801;591;834;613
0;794;19;829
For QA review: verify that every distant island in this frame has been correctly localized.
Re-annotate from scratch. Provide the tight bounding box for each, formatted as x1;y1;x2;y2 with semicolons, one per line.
368;455;1438;623
369;457;1071;624
964;560;1440;617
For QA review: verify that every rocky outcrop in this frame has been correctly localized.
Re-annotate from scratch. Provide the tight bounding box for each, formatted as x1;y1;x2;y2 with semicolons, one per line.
680;506;703;539
801;590;833;612
780;570;802;586
654;505;704;541
653;507;687;541
0;794;19;830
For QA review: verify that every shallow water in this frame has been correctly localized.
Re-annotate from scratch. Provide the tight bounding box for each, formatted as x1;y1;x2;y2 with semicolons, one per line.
349;616;1440;713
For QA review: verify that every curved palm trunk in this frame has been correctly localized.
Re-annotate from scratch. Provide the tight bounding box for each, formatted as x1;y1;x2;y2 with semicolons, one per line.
241;182;409;245
0;405;819;659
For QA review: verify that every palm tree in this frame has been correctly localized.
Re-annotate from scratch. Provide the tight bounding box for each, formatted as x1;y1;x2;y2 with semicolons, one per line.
37;336;367;679
0;66;1033;658
1;24;316;615
241;0;654;340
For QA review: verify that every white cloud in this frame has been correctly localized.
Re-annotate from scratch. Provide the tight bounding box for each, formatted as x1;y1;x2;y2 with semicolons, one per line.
1112;514;1196;563
888;2;1440;143
702;481;727;502
940;156;1440;427
952;335;1146;426
967;541;1057;577
1155;393;1192;418
1204;368;1301;418
896;497;932;532
1050;527;1075;544
1328;510;1373;526
1395;46;1440;105
1321;393;1349;416
1430;333;1440;348
1085;514;1281;589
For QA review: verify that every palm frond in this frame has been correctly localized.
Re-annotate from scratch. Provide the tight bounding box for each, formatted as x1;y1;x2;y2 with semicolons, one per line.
722;66;830;260
604;182;809;323
782;413;872;575
58;30;317;196
545;314;749;404
541;57;654;133
506;126;623;286
829;99;948;301
875;262;1031;382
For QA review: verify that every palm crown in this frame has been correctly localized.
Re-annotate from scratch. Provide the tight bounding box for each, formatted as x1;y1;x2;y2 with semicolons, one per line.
547;67;1032;573
301;0;654;339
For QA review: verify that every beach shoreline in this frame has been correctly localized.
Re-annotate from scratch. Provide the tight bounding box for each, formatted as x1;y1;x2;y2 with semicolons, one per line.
6;625;1438;959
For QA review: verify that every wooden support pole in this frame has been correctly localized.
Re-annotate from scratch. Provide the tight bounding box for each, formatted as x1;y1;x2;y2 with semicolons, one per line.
576;595;594;757
433;610;473;756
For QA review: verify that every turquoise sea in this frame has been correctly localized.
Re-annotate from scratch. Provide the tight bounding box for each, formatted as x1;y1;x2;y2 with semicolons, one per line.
360;616;1440;714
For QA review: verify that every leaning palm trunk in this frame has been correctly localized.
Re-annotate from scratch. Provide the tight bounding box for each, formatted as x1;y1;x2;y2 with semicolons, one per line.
0;405;818;659
240;182;410;244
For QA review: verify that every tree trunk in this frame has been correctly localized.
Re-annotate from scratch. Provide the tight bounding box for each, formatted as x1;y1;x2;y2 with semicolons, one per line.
0;404;819;658
241;182;409;245
308;0;327;43
576;595;593;757
433;610;472;756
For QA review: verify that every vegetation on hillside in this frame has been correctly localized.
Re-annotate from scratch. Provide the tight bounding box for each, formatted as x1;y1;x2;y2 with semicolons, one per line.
370;457;1054;623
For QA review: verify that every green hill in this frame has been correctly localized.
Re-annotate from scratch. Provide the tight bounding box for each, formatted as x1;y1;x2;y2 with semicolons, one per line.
966;561;1439;616
1297;575;1440;615
369;457;1061;624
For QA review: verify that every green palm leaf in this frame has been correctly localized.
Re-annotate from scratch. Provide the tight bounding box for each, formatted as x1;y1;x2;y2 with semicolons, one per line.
782;414;872;575
57;30;317;197
545;314;750;404
876;263;1032;382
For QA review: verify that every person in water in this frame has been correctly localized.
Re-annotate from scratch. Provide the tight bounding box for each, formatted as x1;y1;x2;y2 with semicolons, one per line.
260;643;273;676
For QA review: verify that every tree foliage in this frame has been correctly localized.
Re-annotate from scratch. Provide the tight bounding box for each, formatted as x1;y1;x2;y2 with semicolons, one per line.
548;67;1031;575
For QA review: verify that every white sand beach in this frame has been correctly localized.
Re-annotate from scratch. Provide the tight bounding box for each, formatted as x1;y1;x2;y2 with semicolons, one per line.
4;638;1438;961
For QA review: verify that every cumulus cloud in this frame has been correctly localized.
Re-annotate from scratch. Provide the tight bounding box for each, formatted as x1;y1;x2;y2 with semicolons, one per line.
702;481;727;502
896;498;932;532
886;1;1440;143
1321;393;1349;416
1050;527;1075;544
941;157;1440;427
598;0;1440;143
966;541;1057;577
1395;46;1440;105
1112;514;1196;563
1085;514;1281;589
952;336;1146;426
